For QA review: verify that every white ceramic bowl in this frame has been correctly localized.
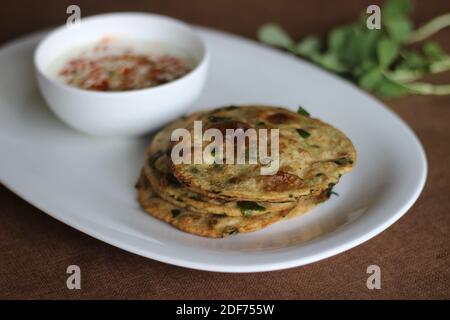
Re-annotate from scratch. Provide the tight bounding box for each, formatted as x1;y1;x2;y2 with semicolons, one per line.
34;13;209;136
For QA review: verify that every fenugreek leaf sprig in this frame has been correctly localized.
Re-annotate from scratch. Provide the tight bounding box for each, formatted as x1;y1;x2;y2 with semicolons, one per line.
258;0;450;97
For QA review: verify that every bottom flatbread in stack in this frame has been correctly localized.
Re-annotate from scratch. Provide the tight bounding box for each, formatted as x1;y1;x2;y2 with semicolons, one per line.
136;171;328;238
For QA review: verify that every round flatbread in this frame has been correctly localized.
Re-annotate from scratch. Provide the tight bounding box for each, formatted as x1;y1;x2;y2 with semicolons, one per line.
170;105;356;202
144;114;296;216
143;157;295;216
136;171;327;238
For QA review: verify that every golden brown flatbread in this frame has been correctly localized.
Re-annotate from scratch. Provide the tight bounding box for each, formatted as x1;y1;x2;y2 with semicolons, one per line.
136;171;327;238
170;105;356;202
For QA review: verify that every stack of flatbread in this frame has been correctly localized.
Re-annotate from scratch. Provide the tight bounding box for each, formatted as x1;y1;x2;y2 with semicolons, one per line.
136;105;356;238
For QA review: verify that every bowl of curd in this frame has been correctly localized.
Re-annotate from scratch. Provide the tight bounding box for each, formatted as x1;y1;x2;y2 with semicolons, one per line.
34;12;209;136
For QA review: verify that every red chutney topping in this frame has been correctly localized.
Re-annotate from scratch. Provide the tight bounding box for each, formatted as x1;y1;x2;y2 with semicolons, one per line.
58;47;192;91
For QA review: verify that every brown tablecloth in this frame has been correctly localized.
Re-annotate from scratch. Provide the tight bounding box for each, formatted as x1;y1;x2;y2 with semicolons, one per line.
1;0;449;299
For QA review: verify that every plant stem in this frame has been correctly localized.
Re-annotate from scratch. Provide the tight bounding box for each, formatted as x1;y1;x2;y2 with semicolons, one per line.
387;69;425;82
383;71;450;95
406;82;450;95
407;13;450;43
430;58;450;73
387;58;450;82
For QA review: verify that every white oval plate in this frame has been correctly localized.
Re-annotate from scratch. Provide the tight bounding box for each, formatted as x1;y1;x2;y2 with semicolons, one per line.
0;27;426;272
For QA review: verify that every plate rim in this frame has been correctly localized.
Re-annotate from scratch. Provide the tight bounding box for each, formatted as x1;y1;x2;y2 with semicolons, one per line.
0;27;427;272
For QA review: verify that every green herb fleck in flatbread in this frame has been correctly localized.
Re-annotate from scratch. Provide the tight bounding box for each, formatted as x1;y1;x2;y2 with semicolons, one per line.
326;183;339;197
208;115;230;123
171;209;181;218
237;201;266;217
297;106;311;117
333;157;354;165
148;150;164;169
165;173;181;186
297;128;311;138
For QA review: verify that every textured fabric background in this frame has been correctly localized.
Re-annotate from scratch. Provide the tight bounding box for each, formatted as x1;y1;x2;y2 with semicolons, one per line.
0;0;449;299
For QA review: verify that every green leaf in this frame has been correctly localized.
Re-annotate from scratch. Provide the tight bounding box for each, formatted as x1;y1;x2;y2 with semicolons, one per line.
327;27;351;53
344;28;381;66
384;16;413;43
377;38;399;68
258;23;293;49
376;77;408;97
383;0;413;19
400;51;428;69
313;53;348;73
339;29;366;67
296;36;321;58
296;128;311;138
359;67;383;90
361;30;382;61
350;31;381;77
237;201;266;217
361;59;377;73
297;106;310;117
423;42;446;61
